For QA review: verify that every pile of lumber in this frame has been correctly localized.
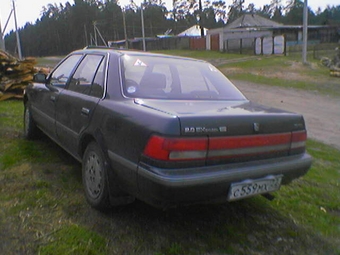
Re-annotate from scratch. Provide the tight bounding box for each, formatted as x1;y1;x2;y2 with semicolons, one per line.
0;50;37;101
330;67;340;78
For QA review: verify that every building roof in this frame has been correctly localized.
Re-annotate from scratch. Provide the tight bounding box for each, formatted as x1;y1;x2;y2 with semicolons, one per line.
225;14;283;29
178;25;208;37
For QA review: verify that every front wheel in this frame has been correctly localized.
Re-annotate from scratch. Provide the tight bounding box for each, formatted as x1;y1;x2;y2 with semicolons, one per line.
23;103;40;139
82;142;111;210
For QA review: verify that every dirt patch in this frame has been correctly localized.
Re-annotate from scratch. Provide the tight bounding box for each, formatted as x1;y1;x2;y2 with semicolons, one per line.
233;80;340;150
252;69;311;82
254;61;329;83
218;58;340;89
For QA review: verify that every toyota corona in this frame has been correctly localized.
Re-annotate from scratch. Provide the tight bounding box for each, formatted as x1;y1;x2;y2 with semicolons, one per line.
23;47;312;209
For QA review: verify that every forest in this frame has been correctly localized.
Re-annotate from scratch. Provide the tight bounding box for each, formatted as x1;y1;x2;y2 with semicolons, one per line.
4;0;340;57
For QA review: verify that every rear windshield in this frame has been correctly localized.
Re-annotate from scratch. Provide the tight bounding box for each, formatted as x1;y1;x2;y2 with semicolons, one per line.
121;54;246;100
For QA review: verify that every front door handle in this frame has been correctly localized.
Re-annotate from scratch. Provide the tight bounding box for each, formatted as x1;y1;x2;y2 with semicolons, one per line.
81;107;90;116
50;95;56;102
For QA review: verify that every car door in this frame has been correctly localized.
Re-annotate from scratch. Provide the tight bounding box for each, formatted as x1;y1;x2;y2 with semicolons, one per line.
31;54;83;140
55;54;107;156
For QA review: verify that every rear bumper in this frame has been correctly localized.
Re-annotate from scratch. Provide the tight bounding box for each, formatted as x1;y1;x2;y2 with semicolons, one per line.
136;153;312;208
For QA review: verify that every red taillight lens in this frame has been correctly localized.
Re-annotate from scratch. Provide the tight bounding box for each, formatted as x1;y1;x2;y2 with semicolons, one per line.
209;133;291;149
143;136;169;161
143;135;208;161
143;131;307;162
208;133;291;158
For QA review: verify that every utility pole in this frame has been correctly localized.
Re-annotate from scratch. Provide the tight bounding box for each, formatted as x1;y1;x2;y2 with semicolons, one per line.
12;0;22;59
84;24;88;46
1;7;15;51
94;22;98;46
302;0;308;64
122;9;128;49
93;23;107;46
141;3;146;52
0;19;5;50
198;0;204;38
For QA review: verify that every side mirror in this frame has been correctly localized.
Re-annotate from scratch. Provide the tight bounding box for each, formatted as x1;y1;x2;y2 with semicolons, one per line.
33;73;47;83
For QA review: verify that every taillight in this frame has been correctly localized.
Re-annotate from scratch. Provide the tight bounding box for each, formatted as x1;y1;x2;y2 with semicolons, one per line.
143;135;208;161
208;133;291;158
143;131;307;162
290;130;307;153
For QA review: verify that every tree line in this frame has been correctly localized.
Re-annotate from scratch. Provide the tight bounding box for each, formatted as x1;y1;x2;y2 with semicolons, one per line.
4;0;340;57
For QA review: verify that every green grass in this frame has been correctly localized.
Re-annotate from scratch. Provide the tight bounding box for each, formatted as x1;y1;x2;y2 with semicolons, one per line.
274;140;340;236
38;224;107;255
220;54;325;74
0;99;22;130
218;54;340;97
0;99;339;254
0;109;68;170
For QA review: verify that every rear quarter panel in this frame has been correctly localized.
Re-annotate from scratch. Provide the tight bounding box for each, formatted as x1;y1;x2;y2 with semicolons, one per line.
98;99;180;164
93;99;180;195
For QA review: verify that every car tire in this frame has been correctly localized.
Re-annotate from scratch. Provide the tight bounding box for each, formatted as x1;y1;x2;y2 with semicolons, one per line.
24;103;40;139
82;142;111;210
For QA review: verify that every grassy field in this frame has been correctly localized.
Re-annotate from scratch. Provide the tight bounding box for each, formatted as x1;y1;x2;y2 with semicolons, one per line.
1;102;339;254
1;51;339;254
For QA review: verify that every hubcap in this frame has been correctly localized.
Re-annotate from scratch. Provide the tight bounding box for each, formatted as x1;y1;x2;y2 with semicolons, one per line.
85;152;103;199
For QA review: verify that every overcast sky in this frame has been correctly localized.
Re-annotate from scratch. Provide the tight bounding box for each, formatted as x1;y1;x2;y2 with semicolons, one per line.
1;0;339;35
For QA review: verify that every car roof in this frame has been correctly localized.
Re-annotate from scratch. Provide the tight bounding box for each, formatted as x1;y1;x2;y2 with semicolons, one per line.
72;46;207;64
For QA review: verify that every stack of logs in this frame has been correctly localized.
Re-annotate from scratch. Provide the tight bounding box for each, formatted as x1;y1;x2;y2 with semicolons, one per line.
0;50;37;101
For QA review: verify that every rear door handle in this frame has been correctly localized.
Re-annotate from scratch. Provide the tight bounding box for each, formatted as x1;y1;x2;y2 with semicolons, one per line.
81;107;90;116
50;95;56;102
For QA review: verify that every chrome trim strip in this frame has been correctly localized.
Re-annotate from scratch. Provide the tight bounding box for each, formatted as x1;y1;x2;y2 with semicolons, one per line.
101;52;110;100
55;121;78;138
108;150;138;171
169;151;206;160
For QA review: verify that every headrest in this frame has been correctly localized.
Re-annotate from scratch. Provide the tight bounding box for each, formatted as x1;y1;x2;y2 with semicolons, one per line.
139;73;166;90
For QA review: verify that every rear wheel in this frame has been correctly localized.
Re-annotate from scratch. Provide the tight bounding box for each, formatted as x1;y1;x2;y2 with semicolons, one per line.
82;142;111;210
23;103;40;139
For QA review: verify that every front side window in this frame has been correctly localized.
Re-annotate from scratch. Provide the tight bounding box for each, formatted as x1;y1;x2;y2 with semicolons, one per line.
50;54;83;87
68;54;105;96
121;54;246;101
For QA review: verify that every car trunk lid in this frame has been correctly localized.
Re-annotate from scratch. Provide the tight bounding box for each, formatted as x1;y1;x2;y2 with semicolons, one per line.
139;99;307;166
136;99;305;136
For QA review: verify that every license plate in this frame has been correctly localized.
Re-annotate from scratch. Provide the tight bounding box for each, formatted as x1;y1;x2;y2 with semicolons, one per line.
227;175;283;201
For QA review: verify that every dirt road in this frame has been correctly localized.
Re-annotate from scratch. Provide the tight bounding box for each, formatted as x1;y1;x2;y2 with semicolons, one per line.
233;80;340;150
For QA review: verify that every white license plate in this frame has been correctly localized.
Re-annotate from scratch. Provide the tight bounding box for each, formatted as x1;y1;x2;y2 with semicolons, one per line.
227;175;283;201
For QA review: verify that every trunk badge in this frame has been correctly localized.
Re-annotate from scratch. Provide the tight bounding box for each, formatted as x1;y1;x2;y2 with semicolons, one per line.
184;126;227;133
253;123;260;133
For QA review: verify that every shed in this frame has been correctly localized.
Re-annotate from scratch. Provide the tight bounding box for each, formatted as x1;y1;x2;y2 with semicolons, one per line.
207;14;339;53
178;25;208;37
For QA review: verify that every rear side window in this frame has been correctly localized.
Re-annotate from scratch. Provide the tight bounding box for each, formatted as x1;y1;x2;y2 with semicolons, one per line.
121;54;246;100
50;54;82;88
90;59;106;98
68;54;105;97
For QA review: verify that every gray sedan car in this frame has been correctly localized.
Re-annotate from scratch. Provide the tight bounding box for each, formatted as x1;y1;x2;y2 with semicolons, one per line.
24;47;312;209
